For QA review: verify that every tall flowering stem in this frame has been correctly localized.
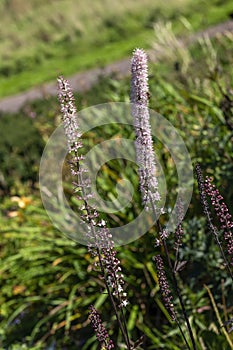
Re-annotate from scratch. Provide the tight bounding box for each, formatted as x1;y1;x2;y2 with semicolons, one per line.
173;200;187;274
154;255;176;320
154;227;195;350
174;200;185;252
154;254;193;347
196;164;233;281
89;305;115;349
130;50;196;349
57;76;131;349
130;48;160;211
205;176;233;266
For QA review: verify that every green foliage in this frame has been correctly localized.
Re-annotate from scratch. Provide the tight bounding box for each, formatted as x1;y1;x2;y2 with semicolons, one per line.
0;114;44;194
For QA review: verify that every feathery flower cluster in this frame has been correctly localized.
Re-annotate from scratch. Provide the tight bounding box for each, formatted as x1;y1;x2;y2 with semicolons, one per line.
195;164;213;223
57;76;94;212
174;200;185;251
102;243;128;308
154;229;169;247
90;220;128;308
89;305;115;349
57;76;82;154
174;223;185;251
205;176;233;264
130;48;160;211
57;76;128;306
154;254;176;321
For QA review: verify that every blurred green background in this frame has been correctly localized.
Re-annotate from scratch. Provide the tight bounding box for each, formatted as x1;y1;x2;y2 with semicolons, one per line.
0;0;233;97
0;0;233;349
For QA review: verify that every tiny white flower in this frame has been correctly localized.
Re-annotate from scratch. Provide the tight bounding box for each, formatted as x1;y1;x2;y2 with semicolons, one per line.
121;300;129;308
118;285;123;293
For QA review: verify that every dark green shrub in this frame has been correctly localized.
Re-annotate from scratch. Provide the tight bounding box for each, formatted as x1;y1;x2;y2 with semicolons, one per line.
0;113;44;194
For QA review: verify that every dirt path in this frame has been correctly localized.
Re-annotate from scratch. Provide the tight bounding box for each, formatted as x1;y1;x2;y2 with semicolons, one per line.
0;19;233;114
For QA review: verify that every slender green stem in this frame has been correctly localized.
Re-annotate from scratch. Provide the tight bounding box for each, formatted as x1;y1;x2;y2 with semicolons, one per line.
157;220;196;350
150;196;196;350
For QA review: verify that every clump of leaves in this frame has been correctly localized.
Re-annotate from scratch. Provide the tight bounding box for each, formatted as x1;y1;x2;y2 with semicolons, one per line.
0;113;44;194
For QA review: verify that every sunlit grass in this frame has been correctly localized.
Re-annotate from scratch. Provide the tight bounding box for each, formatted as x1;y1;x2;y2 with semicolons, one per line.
0;29;153;97
0;0;233;97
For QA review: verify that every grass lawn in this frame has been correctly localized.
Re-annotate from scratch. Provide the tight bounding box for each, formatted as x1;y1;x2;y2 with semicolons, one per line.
0;0;233;98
